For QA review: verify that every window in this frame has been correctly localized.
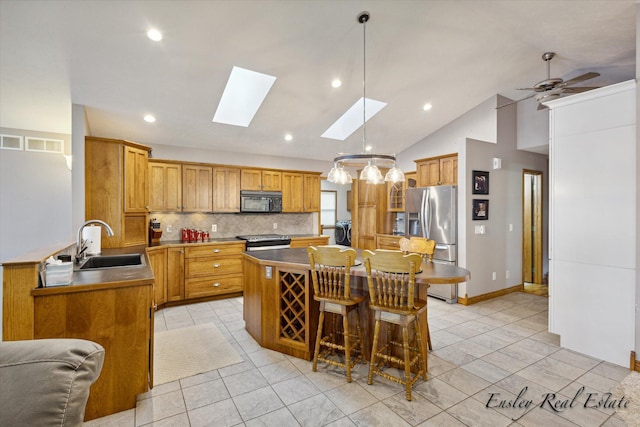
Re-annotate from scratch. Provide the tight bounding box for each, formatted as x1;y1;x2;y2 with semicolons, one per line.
25;137;64;153
0;134;23;150
320;191;337;228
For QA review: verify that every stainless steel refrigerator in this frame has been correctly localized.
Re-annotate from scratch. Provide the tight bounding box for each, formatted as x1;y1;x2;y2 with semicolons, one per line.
405;185;458;303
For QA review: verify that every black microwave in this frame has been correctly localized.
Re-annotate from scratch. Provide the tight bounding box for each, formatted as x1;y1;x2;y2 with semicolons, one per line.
240;191;283;213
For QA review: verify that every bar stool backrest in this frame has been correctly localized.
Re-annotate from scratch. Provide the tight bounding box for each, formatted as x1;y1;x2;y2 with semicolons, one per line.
308;246;357;301
399;237;436;261
362;249;423;311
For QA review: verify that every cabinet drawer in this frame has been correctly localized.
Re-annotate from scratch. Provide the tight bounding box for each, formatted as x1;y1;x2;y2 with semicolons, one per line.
376;235;401;250
185;275;243;299
185;257;243;278
185;243;244;258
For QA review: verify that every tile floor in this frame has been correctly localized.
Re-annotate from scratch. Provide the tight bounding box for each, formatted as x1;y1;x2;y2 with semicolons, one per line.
84;292;631;427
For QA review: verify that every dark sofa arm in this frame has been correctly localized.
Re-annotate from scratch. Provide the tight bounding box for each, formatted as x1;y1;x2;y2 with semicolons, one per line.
0;338;105;426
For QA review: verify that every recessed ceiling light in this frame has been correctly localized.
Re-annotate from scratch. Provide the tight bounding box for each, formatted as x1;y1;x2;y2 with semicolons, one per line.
213;66;277;127
147;29;162;41
321;97;387;140
365;145;372;152
284;134;293;141
144;114;156;123
423;103;433;111
331;79;342;88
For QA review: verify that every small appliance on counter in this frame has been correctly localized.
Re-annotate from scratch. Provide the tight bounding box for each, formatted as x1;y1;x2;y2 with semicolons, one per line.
149;218;163;245
181;228;209;243
82;225;102;255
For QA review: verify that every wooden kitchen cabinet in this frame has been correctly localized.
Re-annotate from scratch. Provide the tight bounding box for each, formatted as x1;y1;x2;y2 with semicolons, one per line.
184;242;244;299
213;167;241;212
376;234;402;250
282;172;304;212
282;172;321;213
415;154;458;186
33;281;153;420
354;178;391;250
167;246;185;302
147;247;167;307
124;145;149;213
85;137;150;248
148;161;182;211
241;168;282;191
289;236;329;248
303;174;320;212
182;165;213;212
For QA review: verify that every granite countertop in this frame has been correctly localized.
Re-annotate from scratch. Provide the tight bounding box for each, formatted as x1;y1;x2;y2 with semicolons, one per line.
32;245;155;295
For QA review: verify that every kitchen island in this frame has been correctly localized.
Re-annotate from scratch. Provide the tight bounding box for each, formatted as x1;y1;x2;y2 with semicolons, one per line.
2;243;154;421
242;247;470;363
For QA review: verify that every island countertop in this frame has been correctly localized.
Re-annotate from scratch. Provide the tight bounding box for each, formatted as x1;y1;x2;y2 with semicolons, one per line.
243;247;470;285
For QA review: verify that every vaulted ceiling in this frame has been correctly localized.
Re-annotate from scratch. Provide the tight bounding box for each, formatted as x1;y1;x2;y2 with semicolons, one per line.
0;1;636;162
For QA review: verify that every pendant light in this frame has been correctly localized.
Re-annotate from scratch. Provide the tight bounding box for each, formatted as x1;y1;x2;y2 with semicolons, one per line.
327;11;404;185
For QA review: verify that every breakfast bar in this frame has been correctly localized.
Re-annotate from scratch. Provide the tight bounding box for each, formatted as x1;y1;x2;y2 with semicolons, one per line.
242;247;471;368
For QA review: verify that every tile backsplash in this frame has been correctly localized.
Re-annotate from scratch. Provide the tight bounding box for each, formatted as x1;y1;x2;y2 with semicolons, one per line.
151;212;315;241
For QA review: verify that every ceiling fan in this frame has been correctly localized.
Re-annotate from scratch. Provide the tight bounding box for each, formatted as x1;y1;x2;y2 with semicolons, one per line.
498;52;600;110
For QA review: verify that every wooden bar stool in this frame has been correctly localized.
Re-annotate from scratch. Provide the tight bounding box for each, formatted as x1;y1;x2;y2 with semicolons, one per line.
307;246;366;382
362;249;427;401
399;237;435;350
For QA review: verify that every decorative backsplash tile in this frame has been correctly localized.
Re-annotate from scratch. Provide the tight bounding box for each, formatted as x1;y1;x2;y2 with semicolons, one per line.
150;212;315;241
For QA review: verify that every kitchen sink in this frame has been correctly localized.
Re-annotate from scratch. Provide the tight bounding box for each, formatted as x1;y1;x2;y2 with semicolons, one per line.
78;254;145;270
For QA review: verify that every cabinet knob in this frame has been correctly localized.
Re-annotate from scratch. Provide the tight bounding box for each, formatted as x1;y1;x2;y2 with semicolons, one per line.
213;249;220;253
213;282;220;287
213;263;220;268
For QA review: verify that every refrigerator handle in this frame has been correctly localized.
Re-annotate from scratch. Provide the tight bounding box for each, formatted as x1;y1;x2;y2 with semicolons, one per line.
421;188;429;238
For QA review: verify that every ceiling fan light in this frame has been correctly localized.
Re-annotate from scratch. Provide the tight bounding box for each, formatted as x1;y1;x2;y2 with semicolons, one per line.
384;165;405;183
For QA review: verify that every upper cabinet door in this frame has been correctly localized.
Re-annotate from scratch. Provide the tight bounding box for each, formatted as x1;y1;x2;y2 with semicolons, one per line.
303;174;320;212
213;167;240;212
282;172;303;212
182;165;213;212
261;170;282;191
124;145;149;213
240;169;262;191
148;162;182;211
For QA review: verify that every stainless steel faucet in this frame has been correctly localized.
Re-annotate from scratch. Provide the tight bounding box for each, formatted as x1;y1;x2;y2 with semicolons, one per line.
76;219;114;260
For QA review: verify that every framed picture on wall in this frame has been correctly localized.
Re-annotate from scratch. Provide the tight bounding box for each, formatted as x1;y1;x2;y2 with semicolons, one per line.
472;170;489;195
472;199;489;220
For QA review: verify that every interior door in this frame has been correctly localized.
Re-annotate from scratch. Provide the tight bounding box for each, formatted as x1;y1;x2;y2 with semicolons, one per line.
523;170;543;284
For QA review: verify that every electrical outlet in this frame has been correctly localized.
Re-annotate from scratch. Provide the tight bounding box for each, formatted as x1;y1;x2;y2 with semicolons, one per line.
211;224;217;232
506;270;511;279
166;224;172;233
273;223;278;230
492;272;497;280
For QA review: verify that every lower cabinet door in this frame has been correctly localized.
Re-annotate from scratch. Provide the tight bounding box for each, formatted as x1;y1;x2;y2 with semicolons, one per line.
185;275;243;299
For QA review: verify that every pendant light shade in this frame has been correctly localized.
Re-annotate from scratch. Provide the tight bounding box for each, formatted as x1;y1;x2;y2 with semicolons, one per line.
326;11;404;185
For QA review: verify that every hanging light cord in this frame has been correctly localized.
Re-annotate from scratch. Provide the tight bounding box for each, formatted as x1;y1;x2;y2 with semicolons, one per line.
362;14;367;154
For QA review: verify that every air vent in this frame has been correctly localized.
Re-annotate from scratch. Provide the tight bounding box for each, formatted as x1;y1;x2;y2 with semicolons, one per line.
0;134;23;150
25;137;64;153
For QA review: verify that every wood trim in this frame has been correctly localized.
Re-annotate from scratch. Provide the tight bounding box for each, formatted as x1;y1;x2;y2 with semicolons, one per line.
85;136;151;152
630;351;640;372
457;284;525;306
150;158;322;175
413;153;458;163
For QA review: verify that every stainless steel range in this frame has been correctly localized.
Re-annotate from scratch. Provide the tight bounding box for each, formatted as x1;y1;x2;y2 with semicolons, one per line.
236;234;291;251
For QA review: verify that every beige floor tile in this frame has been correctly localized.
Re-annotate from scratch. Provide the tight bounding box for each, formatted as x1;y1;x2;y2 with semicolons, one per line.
83;409;135;427
438;367;492;395
349;401;412;426
134;390;186;426
244;407;300;427
188;398;243;427
461;359;512;384
182;378;230;410
414;377;468;410
232;386;285;422
222;368;268;397
288;394;345;427
383;391;445;425
272;375;321;405
447;397;513;427
325;381;378;415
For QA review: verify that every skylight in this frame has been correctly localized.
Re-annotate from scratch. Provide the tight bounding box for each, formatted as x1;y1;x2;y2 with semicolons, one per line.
212;66;277;127
321;97;386;140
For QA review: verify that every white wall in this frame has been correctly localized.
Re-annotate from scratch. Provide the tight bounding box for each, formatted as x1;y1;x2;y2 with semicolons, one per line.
397;95;548;299
636;0;640;364
548;80;636;367
0;128;73;340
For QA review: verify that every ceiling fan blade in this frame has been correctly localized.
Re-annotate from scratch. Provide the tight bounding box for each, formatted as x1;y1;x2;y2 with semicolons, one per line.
496;93;536;109
561;86;600;93
516;87;537;91
560;72;600;87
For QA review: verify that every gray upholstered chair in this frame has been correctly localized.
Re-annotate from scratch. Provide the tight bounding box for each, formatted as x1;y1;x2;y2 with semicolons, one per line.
0;338;105;426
